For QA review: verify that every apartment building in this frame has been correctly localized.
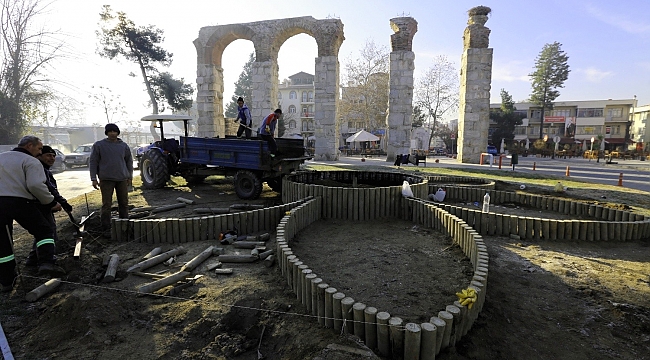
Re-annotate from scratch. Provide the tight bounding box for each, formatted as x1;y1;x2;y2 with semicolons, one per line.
630;104;649;152
277;72;315;139
490;99;637;150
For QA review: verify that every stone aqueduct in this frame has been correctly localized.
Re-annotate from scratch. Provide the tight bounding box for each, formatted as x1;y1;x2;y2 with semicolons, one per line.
193;8;493;163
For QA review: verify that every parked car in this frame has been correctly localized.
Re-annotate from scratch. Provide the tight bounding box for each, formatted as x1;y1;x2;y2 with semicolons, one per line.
51;148;66;173
486;145;498;155
64;144;93;168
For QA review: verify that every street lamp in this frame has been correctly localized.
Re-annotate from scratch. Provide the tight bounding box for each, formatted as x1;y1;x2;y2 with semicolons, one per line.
589;136;595;162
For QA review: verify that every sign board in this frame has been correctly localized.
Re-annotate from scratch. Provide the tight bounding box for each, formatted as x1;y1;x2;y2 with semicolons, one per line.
605;126;611;134
553;136;561;143
544;116;565;123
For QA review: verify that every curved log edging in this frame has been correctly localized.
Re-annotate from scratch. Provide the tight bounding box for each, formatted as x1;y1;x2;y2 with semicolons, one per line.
282;171;429;220
109;197;314;242
427;186;650;241
276;195;487;359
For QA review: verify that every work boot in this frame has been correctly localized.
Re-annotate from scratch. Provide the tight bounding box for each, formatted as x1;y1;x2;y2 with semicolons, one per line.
1;276;19;293
38;262;66;277
25;255;38;267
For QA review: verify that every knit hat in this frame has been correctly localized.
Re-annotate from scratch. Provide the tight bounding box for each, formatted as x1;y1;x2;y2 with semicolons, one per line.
41;145;56;155
105;123;120;135
237;97;244;102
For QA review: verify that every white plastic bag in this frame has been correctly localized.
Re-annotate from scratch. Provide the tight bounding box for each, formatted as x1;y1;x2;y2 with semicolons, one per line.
401;180;414;198
429;188;446;202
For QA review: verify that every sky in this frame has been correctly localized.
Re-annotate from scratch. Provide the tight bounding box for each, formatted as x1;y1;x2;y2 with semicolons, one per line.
39;0;650;126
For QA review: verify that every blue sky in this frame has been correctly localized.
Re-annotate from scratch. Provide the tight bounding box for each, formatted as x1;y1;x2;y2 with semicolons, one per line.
46;0;650;124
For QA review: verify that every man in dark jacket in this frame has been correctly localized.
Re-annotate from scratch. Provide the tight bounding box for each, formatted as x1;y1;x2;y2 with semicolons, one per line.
235;97;253;139
0;136;64;291
89;123;133;231
24;146;73;266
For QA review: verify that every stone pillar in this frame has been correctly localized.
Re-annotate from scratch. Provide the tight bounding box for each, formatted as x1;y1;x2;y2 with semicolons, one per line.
313;56;340;161
385;17;417;163
457;7;493;164
196;64;224;138
251;60;279;131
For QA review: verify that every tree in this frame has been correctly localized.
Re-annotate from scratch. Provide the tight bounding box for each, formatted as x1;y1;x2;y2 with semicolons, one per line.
415;55;459;150
88;85;126;124
432;123;455;152
0;0;65;144
411;105;426;128
224;52;254;118
339;40;389;133
489;89;524;150
96;5;193;116
529;42;570;139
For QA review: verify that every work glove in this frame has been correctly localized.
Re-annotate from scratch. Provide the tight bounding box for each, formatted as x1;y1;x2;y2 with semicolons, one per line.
61;202;73;213
265;126;271;133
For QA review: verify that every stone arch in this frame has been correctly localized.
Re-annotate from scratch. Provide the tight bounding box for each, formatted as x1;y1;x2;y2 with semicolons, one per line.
194;16;344;160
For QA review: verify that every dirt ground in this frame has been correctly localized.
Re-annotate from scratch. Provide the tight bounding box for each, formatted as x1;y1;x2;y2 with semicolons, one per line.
1;175;649;360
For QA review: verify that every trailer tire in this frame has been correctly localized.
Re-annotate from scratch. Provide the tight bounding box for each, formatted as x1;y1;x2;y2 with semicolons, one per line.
234;170;262;200
266;177;283;193
141;150;169;189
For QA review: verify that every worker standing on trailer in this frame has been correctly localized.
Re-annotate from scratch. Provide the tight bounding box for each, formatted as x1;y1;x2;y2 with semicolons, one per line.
235;97;253;139
258;109;282;158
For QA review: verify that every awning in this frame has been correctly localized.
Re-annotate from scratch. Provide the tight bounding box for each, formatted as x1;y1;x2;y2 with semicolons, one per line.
604;138;635;144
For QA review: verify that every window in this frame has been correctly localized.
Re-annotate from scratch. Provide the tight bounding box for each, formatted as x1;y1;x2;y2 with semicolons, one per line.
551;109;571;117
289;91;297;99
288;120;296;129
514;127;527;135
288;105;296;113
610;125;621;135
278;92;282;99
577;108;604;118
308;91;313;102
606;108;622;118
302;92;307;102
531;110;541;119
348;121;353;129
356;122;364;129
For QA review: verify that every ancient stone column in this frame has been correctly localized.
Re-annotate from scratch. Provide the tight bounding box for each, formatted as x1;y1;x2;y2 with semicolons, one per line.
251;60;279;130
195;64;224;138
457;6;493;163
386;17;417;163
313;55;340;160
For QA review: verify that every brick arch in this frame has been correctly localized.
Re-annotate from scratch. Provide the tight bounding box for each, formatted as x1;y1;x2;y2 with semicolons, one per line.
194;16;344;160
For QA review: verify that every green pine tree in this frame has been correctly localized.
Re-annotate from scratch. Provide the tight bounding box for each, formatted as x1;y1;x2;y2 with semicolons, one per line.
224;53;254;118
490;89;524;150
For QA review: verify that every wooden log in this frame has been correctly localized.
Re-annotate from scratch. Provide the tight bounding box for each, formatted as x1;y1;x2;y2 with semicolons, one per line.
176;197;195;205
376;312;391;357
352;302;366;338
429;317;446;355
364;306;378;349
180;246;215;272
259;249;273;260
404;323;422;360
137;271;191;294
143;247;162;260
214;268;233;275
25;278;61;302
192;208;230;215
233;241;266;249
73;236;83;260
151;203;186;214
217;254;258;263
206;262;222;271
131;206;156;213
389;317;405;359
103;254;120;283
126;246;187;273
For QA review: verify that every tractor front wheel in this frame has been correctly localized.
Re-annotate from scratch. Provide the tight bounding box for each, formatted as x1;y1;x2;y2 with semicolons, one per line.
234;170;263;200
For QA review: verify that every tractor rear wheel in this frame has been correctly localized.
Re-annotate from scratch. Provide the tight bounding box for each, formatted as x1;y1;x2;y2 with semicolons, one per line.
234;170;262;200
140;150;169;189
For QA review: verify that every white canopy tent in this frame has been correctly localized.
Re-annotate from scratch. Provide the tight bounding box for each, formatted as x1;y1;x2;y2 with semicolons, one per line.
346;130;380;143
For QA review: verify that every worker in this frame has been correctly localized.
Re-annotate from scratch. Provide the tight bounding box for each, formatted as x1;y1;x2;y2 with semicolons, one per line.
258;109;282;157
235;97;253;139
24;146;73;267
0;136;64;291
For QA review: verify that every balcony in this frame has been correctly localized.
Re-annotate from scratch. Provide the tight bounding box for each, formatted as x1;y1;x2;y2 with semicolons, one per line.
301;112;314;118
